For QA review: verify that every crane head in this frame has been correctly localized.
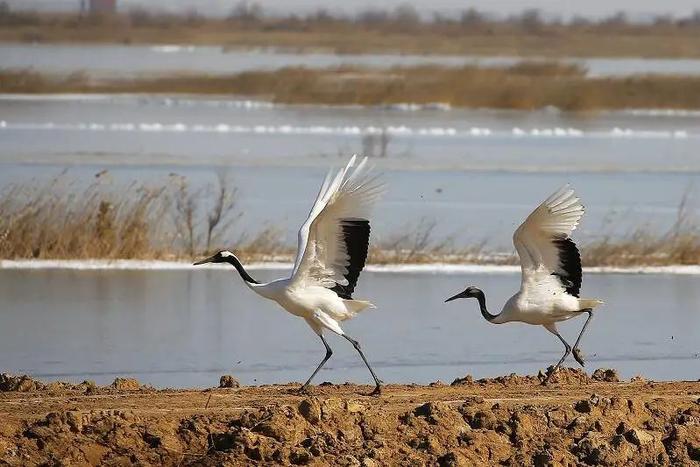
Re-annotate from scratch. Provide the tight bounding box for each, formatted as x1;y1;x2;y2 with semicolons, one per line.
193;250;235;265
445;286;481;303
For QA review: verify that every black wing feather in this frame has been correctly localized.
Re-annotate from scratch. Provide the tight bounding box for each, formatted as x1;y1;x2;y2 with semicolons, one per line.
551;236;582;297
330;218;370;299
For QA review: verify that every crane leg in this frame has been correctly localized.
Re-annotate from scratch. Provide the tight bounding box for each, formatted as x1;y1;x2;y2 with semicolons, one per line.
544;329;572;384
343;335;382;396
572;309;594;367
299;334;333;392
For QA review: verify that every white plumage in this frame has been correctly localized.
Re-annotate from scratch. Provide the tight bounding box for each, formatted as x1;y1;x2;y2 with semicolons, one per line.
446;186;603;382
195;155;384;394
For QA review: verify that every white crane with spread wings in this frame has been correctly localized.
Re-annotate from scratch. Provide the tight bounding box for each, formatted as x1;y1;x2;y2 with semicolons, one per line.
445;186;603;383
195;156;384;394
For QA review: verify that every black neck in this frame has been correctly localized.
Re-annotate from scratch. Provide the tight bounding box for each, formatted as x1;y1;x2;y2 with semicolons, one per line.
473;289;499;322
224;256;259;284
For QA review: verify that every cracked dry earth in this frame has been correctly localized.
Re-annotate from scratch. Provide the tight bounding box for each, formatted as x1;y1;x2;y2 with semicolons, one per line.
1;369;700;466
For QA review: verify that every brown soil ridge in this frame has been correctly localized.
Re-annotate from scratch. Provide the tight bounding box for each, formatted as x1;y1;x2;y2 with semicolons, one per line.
1;369;699;466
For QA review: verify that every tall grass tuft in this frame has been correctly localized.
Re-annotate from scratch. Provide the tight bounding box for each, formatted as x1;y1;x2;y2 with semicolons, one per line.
583;190;700;266
0;175;255;261
0;178;167;259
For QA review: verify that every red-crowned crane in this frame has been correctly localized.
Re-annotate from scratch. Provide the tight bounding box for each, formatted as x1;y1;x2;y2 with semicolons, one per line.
445;186;603;383
195;156;384;394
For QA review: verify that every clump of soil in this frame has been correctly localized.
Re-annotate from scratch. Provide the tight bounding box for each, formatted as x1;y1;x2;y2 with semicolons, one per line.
0;374;44;392
592;368;621;382
451;375;474;386
111;377;141;391
219;375;240;388
538;366;592;385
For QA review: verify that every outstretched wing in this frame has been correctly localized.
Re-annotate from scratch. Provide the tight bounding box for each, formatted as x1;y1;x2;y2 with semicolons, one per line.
513;186;584;297
291;156;383;298
329;218;371;299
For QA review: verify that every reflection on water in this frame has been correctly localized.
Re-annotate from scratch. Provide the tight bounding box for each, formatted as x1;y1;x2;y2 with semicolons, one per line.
0;268;698;387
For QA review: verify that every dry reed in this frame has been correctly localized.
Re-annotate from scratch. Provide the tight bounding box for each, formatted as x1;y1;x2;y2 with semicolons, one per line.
0;175;261;261
0;177;698;267
4;64;700;111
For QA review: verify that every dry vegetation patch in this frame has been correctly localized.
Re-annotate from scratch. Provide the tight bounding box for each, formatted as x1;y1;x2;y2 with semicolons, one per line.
4;63;700;111
1;176;699;267
0;175;283;262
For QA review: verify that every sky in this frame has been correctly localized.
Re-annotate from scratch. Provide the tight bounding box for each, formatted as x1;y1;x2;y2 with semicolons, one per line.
9;0;700;20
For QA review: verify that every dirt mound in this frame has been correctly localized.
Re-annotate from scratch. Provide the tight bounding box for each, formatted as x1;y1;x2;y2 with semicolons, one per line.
219;375;240;388
452;367;619;387
1;373;699;465
0;374;44;392
540;366;592;385
0;373;139;396
592;368;621;382
111;378;141;391
451;375;474;386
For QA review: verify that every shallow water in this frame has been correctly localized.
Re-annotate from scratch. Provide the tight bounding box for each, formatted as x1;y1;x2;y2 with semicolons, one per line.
4;44;700;77
1;94;699;248
2;95;698;171
0;268;698;388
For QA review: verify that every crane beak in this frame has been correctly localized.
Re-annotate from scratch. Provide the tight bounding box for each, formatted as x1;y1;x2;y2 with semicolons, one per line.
193;254;217;266
445;291;467;303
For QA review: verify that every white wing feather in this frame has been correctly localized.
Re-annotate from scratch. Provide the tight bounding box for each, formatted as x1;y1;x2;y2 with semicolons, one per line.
513;185;584;281
291;156;383;289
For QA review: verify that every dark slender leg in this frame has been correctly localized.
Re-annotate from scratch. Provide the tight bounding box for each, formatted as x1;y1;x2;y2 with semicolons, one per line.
299;335;333;392
544;331;572;384
572;309;594;367
343;335;382;395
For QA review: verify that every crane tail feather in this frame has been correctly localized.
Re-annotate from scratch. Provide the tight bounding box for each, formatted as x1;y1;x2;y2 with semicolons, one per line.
578;298;604;309
341;299;375;319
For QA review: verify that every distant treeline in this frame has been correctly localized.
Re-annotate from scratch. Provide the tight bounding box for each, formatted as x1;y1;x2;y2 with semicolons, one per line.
3;1;700;32
2;2;700;57
221;2;700;32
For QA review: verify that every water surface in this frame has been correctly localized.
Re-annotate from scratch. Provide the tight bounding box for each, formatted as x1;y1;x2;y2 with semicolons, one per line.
4;44;700;77
1;94;699;248
2;95;697;172
0;268;697;387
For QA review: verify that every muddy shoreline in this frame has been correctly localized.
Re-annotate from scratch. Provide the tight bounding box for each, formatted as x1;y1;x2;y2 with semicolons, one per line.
1;369;699;465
